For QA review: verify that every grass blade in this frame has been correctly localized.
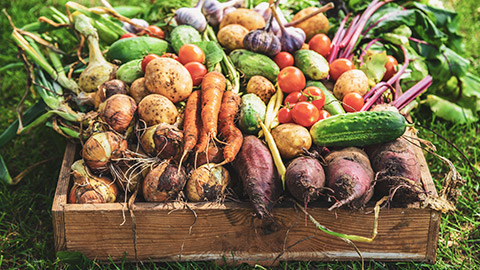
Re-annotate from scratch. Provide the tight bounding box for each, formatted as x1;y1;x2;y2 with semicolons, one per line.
0;155;13;185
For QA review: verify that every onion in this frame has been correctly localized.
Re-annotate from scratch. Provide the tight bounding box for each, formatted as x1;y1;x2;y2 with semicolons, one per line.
68;160;118;203
140;123;183;159
99;94;137;133
185;163;230;202
142;160;187;202
82;131;128;172
94;79;128;109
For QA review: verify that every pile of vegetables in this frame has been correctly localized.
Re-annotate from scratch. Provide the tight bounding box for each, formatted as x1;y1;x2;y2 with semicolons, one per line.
2;0;468;230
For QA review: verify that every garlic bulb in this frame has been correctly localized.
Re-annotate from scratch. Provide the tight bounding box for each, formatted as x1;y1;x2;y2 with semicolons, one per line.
175;0;207;32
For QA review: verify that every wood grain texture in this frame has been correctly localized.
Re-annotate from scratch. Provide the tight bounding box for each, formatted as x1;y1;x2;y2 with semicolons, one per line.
53;139;441;264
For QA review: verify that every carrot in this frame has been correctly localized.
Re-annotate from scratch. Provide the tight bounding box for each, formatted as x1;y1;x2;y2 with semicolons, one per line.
201;71;226;140
217;91;243;165
179;90;201;168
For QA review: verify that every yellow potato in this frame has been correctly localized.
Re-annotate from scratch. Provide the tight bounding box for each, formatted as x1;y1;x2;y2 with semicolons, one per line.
291;7;329;42
246;75;276;104
217;24;249;52
137;94;178;126
272;123;312;160
333;69;369;100
219;8;266;31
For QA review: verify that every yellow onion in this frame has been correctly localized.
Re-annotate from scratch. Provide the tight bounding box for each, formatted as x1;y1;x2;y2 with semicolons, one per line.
94;79;128;109
142;160;187;202
99;94;137;133
68;160;118;203
185;163;230;202
82;131;128;172
140;123;183;159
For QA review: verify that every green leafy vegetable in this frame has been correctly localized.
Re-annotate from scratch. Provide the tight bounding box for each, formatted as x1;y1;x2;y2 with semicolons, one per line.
424;95;478;123
360;51;387;85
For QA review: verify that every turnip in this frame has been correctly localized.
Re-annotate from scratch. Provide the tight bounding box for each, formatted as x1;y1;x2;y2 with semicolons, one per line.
285;156;325;205
185;163;230;202
142;160;187;202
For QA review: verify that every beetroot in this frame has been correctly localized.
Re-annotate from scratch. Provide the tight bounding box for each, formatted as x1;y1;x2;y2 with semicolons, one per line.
285;156;325;205
325;147;374;210
232;136;281;218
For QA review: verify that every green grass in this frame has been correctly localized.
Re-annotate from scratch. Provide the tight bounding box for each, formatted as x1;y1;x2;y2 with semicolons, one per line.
0;0;479;269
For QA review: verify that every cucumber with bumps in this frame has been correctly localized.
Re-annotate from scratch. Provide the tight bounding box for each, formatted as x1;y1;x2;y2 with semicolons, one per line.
107;36;168;64
170;25;202;53
310;111;407;147
229;49;279;82
239;93;266;134
294;49;329;80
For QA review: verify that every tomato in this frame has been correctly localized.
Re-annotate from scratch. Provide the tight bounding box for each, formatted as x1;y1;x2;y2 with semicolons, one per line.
301;86;326;110
178;44;206;65
277;66;306;94
141;53;161;72
383;55;398;81
160;52;179;62
329;58;355;81
284;91;306;106
120;33;137;39
278;107;293;124
291;101;320;127
342;92;365;112
139;25;165;39
273;52;294;70
308;34;331;58
184;62;207;86
318;109;331;120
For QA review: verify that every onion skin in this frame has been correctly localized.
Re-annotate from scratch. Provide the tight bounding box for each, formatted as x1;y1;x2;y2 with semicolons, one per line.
99;94;137;133
94;79;128;109
143;160;187;202
186;163;230;202
140;123;183;159
82;131;128;172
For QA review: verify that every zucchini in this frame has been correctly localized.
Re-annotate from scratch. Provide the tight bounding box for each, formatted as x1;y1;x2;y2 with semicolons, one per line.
229;49;279;82
106;36;168;64
306;81;345;115
116;59;144;84
310;111;407;147
294;50;329;80
239;93;266;134
170;25;202;53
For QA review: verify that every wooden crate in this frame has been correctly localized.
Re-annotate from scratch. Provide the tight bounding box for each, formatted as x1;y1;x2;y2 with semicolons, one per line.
52;141;441;265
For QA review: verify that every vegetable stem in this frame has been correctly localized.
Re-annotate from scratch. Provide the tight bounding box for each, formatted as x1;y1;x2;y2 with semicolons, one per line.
258;116;286;189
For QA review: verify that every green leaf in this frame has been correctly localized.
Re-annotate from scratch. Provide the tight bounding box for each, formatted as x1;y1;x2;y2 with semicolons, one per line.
424;94;478;123
382;25;412;46
360;51;387;85
0;155;13;185
193;41;224;71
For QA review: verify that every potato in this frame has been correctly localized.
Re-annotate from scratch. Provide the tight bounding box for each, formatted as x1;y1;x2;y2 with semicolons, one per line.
246;75;276;104
272;123;312;160
291;7;329;42
144;58;192;103
129;77;149;104
333;69;369;100
219;8;266;31
138;94;178;126
217;24;249;52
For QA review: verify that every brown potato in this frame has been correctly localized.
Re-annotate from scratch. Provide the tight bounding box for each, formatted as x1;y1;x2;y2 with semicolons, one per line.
272;123;312;160
129;77;149;104
219;8;266;31
137;94;178;126
333;69;369;100
246;75;276;104
217;24;249;52
144;58;192;103
291;7;329;42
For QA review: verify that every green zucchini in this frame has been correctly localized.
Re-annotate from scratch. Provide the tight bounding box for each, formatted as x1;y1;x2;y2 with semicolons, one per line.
310;111;407;147
116;59;144;84
229;49;279;82
239;93;266;134
106;36;168;64
170;25;202;53
294;50;329;80
306;81;345;115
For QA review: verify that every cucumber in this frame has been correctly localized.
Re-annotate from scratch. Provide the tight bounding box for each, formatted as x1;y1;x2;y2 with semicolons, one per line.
306;81;345;115
116;59;144;84
170;25;202;53
310;111;407;147
239;93;266;134
106;36;168;64
294;50;329;80
229;49;279;82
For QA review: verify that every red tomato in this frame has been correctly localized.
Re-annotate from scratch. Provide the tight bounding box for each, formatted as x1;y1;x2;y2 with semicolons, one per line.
277;66;306;94
383;55;398;81
273;52;294;70
329;58;355;81
160;52;179;62
184;62;207;86
284;91;307;106
278;107;293;124
318;109;331;120
302;86;326;110
120;33;137;39
308;34;331;58
141;54;161;72
291;101;320;127
139;25;165;39
342;92;365;112
178;44;206;65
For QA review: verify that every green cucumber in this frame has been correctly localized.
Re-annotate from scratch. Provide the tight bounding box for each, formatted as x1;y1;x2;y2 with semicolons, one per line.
239;93;266;134
306;81;345;115
106;36;168;64
170;25;202;53
310;111;407;147
294;50;329;80
116;59;144;84
229;49;279;82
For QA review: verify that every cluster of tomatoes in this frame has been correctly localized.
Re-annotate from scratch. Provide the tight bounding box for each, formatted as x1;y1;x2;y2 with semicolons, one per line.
272;33;398;128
